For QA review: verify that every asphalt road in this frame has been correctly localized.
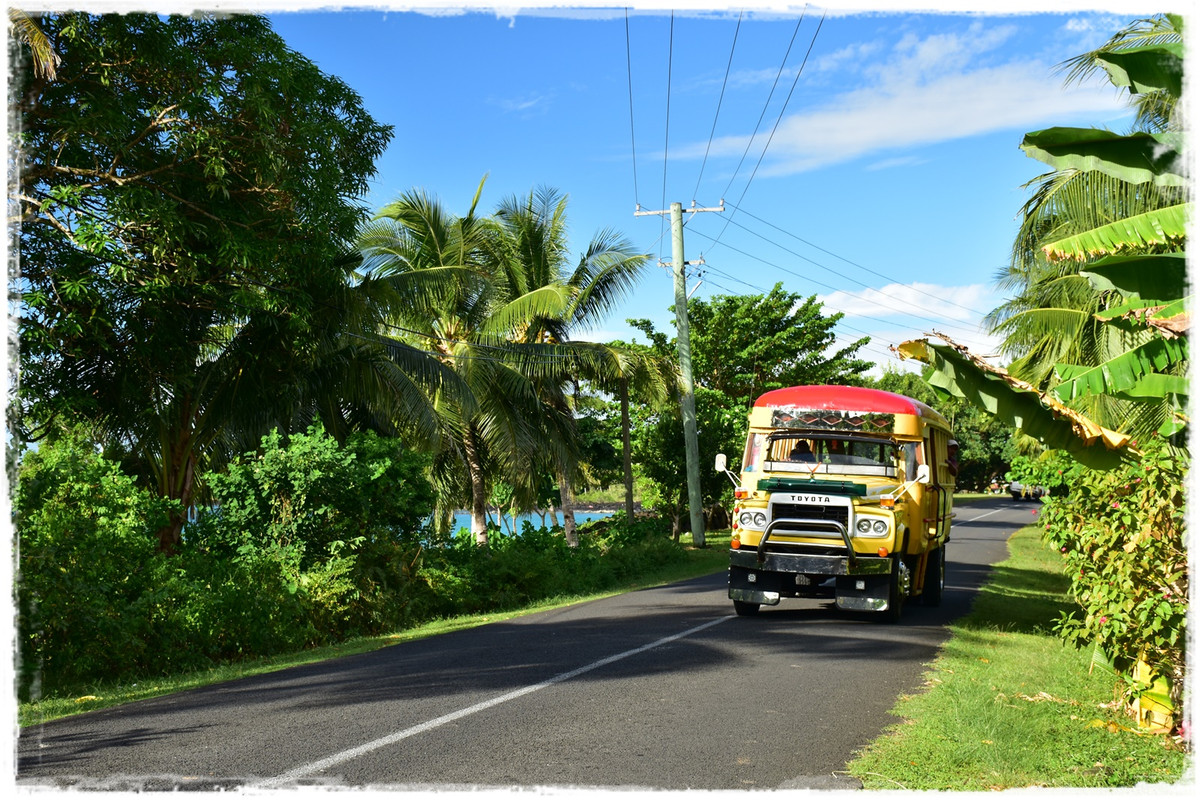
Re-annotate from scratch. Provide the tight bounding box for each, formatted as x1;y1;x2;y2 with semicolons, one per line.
18;497;1039;791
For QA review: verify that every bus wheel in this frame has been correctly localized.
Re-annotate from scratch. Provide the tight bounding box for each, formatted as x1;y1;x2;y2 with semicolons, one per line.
921;547;945;607
882;561;905;623
733;600;761;617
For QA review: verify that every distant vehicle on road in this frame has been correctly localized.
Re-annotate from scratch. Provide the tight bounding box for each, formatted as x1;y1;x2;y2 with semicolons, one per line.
1008;481;1046;501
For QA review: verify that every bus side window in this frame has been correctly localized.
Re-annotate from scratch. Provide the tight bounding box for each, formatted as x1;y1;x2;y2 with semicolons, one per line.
902;442;919;478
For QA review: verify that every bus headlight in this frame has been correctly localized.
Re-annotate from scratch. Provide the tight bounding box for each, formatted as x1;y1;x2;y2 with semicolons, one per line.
738;511;767;531
855;518;889;537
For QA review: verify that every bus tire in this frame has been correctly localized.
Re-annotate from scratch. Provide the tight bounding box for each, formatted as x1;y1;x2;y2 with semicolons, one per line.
733;599;761;617
882;560;905;623
921;547;945;607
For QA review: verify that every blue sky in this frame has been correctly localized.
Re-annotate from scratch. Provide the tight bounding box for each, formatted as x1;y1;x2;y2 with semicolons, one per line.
260;1;1146;375
15;1;1148;376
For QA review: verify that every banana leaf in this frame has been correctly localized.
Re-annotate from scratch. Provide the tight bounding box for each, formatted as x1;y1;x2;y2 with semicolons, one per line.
1042;204;1189;261
1094;298;1190;339
897;337;1131;469
1021;127;1184;187
1080;251;1189;300
1051;337;1188;403
1095;43;1184;97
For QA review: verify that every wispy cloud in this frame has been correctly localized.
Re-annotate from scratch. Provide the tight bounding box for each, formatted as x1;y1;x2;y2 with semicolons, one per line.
864;155;927;170
490;92;554;116
676;20;1128;176
819;281;994;325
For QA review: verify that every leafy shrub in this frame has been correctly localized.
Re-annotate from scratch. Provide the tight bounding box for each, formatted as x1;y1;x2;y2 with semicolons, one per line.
196;425;436;639
1039;438;1187;721
15;431;178;696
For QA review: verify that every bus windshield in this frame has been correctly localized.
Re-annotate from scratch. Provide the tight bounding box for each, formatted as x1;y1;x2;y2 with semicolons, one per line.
763;434;911;478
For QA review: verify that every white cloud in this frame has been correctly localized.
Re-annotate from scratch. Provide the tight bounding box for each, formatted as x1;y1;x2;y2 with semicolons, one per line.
818;282;994;324
490;92;554;115
676;22;1129;175
864;155;927;170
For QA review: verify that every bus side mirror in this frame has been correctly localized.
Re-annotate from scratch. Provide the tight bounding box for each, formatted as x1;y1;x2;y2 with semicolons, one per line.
715;453;727;472
916;464;931;484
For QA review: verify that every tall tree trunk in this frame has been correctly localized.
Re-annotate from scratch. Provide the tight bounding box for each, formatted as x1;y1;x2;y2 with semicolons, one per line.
155;413;198;554
620;377;634;519
462;426;490;547
558;465;578;547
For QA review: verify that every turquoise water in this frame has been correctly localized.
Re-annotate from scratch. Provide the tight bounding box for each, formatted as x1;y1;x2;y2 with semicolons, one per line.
449;509;614;535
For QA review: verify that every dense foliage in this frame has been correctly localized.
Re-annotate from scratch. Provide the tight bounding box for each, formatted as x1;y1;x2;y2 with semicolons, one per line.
14;13;393;550
1038;439;1187;715
15;429;691;698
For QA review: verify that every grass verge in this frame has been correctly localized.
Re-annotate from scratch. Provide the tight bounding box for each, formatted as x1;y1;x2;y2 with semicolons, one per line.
845;524;1190;790
19;532;729;728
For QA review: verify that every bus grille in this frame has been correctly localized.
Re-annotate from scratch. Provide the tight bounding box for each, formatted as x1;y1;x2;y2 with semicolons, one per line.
770;503;850;530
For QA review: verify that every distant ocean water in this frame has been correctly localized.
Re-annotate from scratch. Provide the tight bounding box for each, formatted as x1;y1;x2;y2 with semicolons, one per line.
449;509;615;535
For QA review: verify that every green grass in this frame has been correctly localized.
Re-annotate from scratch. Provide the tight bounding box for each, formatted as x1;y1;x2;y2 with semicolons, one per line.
18;532;730;728
845;525;1191;790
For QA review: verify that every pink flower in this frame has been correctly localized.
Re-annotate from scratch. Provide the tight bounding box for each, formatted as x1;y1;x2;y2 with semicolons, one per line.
1061;546;1068;552
1112;502;1120;509
1099;616;1108;625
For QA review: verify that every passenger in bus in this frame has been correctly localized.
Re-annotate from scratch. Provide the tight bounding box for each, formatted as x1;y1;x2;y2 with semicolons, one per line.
789;441;814;462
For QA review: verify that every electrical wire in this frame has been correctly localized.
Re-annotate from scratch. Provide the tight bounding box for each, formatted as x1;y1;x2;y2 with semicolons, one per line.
659;11;674;261
691;9;742;204
624;7;640;210
725;201;994;317
685;227;984;338
707;212;987;335
717;11;806;205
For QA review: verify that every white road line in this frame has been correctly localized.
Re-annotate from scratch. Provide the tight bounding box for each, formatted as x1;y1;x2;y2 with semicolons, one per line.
257;615;734;788
958;507;1010;524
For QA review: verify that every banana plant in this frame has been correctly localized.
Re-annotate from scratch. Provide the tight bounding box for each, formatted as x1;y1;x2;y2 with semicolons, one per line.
896;335;1131;469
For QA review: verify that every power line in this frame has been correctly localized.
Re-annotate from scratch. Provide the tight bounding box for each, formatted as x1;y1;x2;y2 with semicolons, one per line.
725;201;994;317
659;11;674;261
624;7;640;209
710;10;824;249
735;12;824;208
710;211;988;335
717;11;806;205
685;226;985;338
691;9;742;204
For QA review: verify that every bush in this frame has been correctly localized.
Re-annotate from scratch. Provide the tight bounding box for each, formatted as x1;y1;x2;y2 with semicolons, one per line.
15;426;438;696
1039;438;1187;724
15;432;179;696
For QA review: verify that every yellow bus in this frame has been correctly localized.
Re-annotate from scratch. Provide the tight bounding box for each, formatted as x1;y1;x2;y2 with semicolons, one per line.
715;385;956;621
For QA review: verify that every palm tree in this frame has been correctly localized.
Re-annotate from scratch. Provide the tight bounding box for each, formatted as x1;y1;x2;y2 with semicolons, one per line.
491;187;652;545
357;180;578;546
9;10;60;80
984;13;1186;439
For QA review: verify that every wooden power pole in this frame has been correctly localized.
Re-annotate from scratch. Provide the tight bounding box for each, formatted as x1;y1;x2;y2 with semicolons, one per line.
635;200;723;547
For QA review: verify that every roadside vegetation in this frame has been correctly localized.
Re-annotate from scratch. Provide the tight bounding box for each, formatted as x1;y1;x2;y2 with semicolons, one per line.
18;530;729;727
847;523;1189;790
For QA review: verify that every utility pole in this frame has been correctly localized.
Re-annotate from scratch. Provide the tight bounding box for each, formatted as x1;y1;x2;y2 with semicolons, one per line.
635;200;723;547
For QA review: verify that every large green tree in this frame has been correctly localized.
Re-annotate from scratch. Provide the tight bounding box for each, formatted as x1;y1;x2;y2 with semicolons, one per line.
13;14;394;551
358;181;646;546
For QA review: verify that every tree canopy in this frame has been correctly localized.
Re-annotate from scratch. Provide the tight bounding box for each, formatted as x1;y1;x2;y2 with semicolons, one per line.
13;13;393;549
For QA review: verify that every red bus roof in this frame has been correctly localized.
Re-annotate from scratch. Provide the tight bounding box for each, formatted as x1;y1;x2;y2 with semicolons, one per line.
753;385;948;427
